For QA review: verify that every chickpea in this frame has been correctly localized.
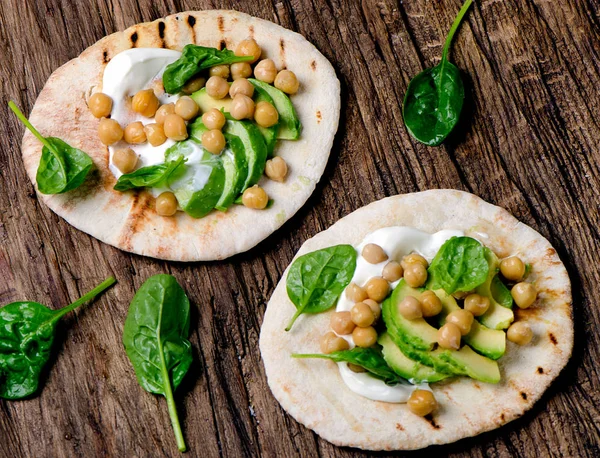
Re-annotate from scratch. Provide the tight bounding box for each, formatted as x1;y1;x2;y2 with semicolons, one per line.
230;94;255;120
407;390;437;417
112;148;138;174
235;38;261;63
155;191;178;217
398;296;423;320
202;108;226;130
144;123;167;147
206;76;230;99
230;62;252;80
362;243;388;264
155;103;175;125
274;69;299;94
209;65;230;79
254;101;279;128
352;326;377;348
264;157;288;182
365;277;389;302
98;118;123;145
363;299;381;321
175;96;199;121
229;78;254;98
437;322;461;350
420;291;442;317
464;293;490;317
242;185;269;209
345;283;368;303
201;129;226;155
511;282;537;309
123;121;147;144
507;321;533;345
320;332;349;354
350;302;375;328
163;114;188;141
348;363;366;373
254;59;278;83
181;75;206;95
382;261;403;282
401;253;429;270
330;311;355;335
88;92;113;118
501;256;526;282
446;309;474;336
131;89;159;117
404;263;428;288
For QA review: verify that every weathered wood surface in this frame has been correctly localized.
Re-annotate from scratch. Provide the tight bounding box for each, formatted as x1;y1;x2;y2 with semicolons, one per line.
0;0;599;456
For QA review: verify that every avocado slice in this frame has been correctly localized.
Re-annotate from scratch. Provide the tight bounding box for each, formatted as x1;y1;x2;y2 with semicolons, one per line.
188;120;248;211
248;78;301;140
222;119;267;190
379;332;450;383
476;249;515;330
384;280;502;383
435;290;506;360
191;88;233;113
164;140;225;218
251;84;278;155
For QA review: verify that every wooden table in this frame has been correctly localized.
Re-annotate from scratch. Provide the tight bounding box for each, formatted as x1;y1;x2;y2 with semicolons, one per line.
1;0;598;456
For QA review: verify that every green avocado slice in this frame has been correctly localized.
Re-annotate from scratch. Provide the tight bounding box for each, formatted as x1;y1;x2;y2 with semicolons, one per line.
379;332;450;383
248;78;301;140
222;118;267;190
191;87;233;113
477;249;515;330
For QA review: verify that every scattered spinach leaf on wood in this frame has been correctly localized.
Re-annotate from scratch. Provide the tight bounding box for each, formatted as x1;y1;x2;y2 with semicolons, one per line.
123;274;193;452
402;0;473;146
293;346;404;385
0;276;116;400
163;45;254;94
9;101;94;194
285;245;357;331
113;156;185;191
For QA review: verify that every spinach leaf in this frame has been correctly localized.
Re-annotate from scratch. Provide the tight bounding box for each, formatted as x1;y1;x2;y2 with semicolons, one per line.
9;101;93;194
427;236;489;294
402;0;473;146
293;346;404;385
0;277;115;400
490;274;513;308
163;45;254;94
123;274;192;452
285;245;357;331
114;156;185;191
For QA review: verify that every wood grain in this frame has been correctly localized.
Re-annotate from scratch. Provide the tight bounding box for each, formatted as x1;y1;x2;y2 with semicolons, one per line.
0;0;599;456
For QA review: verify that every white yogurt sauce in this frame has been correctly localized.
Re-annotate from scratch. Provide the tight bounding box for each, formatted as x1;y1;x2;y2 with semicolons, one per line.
101;48;182;194
336;226;464;403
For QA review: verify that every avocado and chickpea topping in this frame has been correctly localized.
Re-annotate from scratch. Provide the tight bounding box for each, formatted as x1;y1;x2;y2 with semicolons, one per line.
88;38;299;217
306;238;538;417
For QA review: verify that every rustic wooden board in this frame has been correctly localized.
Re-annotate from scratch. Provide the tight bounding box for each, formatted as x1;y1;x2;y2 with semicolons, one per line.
0;0;598;456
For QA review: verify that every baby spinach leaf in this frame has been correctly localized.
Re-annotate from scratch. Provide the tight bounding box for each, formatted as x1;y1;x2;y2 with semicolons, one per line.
490;274;513;308
402;0;473;146
293;346;404;385
285;245;357;331
163;45;254;94
123;274;192;452
428;236;489;294
114;156;185;191
9;101;93;194
0;276;115;400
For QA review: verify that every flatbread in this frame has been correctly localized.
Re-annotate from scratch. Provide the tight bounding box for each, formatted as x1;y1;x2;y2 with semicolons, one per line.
260;190;573;450
21;10;340;261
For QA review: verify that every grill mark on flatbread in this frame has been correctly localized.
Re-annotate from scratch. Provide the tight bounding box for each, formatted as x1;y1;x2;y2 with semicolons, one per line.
280;38;286;67
311;60;316;70
249;25;255;38
187;15;196;43
520;392;528;400
316;110;322;124
117;191;158;251
537;367;544;374
501;413;506;421
549;332;558;345
102;50;109;63
217;15;224;32
219;39;227;51
395;423;404;431
157;21;166;48
130;32;138;48
424;415;440;429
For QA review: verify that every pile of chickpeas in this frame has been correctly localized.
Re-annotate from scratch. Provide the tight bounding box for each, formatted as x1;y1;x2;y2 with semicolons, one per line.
319;243;538;417
87;38;296;215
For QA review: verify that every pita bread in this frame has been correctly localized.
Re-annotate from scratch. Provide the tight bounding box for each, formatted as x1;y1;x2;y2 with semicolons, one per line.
21;10;340;261
260;190;573;450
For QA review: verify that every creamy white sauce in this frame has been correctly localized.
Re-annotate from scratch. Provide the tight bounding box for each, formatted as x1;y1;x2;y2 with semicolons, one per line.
336;226;464;403
101;48;182;196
